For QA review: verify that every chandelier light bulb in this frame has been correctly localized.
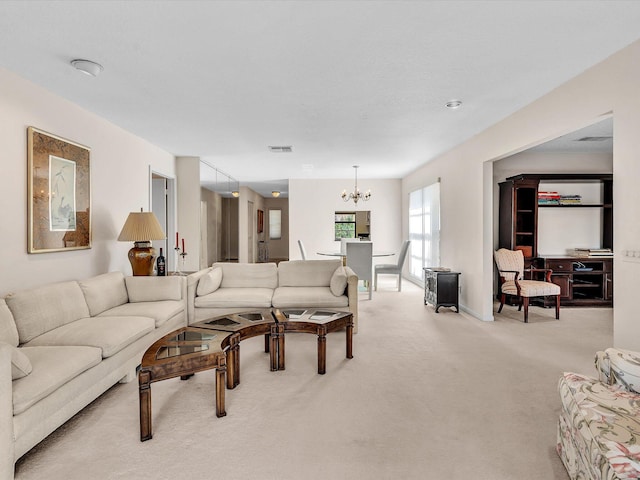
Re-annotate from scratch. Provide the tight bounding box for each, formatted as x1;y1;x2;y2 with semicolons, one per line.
341;165;371;204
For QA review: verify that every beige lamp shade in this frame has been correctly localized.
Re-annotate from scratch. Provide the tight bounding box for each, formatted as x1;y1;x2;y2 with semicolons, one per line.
117;211;166;242
118;210;166;275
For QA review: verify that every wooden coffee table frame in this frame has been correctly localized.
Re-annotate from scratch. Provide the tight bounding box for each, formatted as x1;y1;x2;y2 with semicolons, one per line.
138;327;229;441
139;308;353;441
273;309;354;374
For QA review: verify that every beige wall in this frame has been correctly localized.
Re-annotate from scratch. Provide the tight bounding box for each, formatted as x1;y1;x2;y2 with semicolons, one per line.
237;186;265;263
0;68;176;296
402;39;640;350
201;188;222;266
289;178;402;264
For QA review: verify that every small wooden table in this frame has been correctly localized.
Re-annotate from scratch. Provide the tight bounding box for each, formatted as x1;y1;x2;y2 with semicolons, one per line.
192;309;279;389
138;327;230;441
273;309;353;374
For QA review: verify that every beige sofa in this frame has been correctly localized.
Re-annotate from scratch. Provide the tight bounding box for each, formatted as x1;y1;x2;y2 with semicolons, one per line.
187;259;359;331
0;272;186;479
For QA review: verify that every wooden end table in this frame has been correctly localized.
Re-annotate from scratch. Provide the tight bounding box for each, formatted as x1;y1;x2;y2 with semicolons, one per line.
192;309;278;388
138;327;230;441
273;309;353;374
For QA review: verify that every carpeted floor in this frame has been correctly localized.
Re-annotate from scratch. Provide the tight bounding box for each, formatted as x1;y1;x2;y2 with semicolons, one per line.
14;278;612;479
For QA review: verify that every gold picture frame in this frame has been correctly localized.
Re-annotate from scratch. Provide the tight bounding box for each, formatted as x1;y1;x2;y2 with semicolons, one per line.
27;127;91;253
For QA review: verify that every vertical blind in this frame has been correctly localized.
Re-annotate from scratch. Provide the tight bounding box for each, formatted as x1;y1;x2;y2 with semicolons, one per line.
269;209;282;240
409;181;440;282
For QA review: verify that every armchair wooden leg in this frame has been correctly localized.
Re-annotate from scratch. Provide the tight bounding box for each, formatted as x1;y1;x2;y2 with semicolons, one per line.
555;295;560;320
523;298;529;323
498;293;505;313
518;297;523;311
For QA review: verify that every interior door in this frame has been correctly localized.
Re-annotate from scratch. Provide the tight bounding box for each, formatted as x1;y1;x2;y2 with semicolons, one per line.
247;200;254;262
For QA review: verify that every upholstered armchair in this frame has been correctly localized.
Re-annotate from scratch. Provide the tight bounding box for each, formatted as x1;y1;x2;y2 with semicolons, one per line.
557;348;640;480
494;248;560;323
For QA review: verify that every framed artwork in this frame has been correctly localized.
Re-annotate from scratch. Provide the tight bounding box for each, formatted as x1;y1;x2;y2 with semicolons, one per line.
257;209;264;233
27;127;91;253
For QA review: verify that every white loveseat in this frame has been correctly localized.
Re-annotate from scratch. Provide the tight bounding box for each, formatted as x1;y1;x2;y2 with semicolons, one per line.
187;260;359;331
0;272;186;479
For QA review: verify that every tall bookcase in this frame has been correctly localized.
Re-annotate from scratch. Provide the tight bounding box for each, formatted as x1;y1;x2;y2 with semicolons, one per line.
499;173;613;258
498;173;613;306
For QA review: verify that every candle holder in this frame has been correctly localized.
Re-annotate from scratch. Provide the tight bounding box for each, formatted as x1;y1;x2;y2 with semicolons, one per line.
174;247;183;275
180;251;188;274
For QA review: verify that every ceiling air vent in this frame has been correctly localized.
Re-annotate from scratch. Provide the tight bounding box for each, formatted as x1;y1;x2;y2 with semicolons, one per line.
268;145;293;153
576;136;612;142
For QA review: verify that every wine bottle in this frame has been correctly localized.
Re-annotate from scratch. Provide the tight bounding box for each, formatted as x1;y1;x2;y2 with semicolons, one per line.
156;248;166;276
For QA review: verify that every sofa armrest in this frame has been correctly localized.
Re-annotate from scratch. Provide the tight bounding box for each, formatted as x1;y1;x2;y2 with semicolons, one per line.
186;268;213;325
595;348;640;393
344;266;359;333
0;342;15;479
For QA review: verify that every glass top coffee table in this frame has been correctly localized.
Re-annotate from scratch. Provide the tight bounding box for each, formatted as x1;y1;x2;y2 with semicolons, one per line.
272;308;354;374
138;327;231;441
192;309;279;389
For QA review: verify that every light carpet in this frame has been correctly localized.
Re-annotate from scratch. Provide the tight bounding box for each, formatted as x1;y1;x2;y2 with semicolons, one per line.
14;278;612;479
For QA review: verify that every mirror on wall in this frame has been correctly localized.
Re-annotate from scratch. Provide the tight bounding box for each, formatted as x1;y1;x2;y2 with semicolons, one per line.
334;211;370;241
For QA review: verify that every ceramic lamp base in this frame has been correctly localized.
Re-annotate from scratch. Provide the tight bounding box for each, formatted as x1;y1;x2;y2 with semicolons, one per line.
128;241;156;276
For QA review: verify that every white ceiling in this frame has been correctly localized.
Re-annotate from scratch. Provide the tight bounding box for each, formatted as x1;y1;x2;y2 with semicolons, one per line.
0;1;638;197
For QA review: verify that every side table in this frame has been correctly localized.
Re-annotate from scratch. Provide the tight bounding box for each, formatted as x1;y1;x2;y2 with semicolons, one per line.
423;268;461;313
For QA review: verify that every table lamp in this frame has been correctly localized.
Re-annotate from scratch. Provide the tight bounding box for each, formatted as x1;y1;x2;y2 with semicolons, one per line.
117;209;166;276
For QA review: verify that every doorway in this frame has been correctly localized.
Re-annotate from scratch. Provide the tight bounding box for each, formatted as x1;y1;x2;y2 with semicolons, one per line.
247;200;254;262
150;170;176;270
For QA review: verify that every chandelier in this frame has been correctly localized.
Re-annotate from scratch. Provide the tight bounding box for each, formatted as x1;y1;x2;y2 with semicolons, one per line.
341;165;371;204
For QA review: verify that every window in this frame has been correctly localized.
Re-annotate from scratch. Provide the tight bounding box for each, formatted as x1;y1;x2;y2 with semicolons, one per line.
334;212;356;240
409;182;440;283
269;209;281;240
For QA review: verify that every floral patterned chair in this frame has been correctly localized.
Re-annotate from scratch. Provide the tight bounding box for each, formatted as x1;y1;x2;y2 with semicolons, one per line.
557;348;640;480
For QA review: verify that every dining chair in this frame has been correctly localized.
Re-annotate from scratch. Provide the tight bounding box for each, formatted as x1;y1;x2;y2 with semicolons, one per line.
346;241;373;300
340;237;360;255
494;248;561;323
298;240;307;260
374;240;410;292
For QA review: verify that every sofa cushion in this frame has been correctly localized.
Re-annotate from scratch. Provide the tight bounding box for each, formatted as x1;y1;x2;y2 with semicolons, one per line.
125;276;183;302
197;267;223;296
98;300;184;327
330;266;348;296
78;271;129;316
0;298;19;347
213;262;278;289
5;281;91;344
278;260;342;287
13;345;102;415
10;344;32;380
195;288;273;309
272;286;349;308
24;316;155;358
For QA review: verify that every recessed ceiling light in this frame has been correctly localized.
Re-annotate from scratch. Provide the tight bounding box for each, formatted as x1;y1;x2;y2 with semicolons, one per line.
445;100;462;109
70;59;103;77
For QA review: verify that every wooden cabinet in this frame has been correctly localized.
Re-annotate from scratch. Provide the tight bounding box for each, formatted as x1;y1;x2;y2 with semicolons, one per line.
499;177;538;258
499;173;613;259
536;257;613;307
498;173;613;308
423;268;460;313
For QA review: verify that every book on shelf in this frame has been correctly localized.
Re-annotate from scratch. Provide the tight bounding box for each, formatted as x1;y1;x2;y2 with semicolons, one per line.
571;248;613;257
